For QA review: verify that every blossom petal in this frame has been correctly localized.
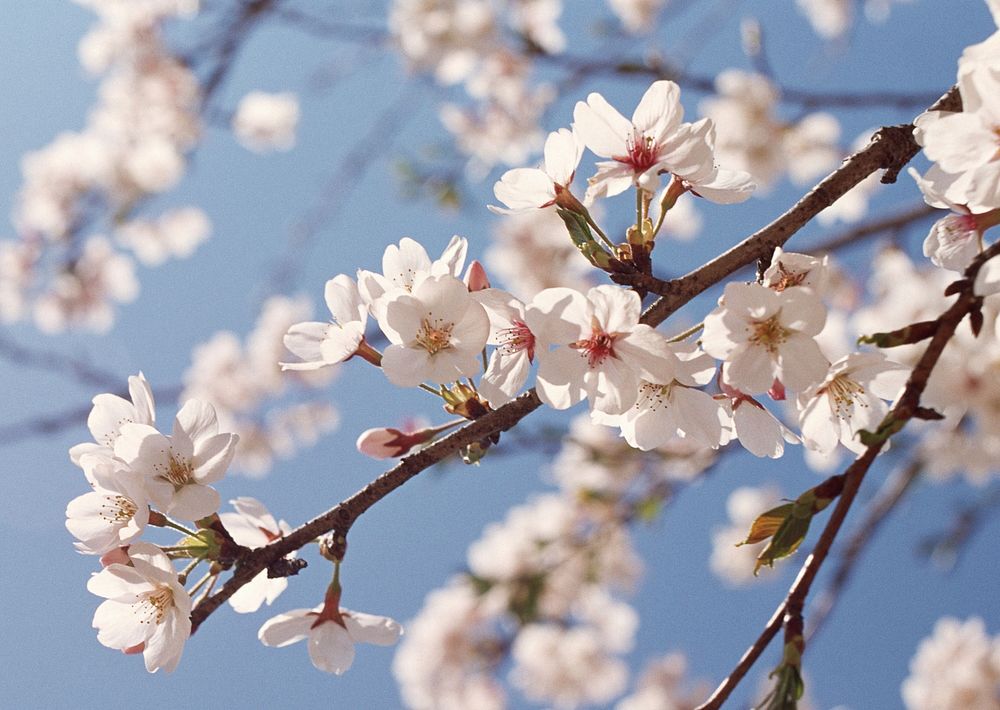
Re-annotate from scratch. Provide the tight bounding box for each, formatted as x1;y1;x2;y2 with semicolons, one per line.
258;608;317;647
342;610;404;646
309;622;356;675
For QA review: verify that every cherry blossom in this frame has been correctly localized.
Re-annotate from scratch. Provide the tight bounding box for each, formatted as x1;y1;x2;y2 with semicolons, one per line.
901;617;1000;710
532;285;679;415
380;274;490;387
797;352;909;455
114;399;239;520
66;453;149;555
573;80;754;203
220;497;292;614
490;127;583;213
281;274;370;371
702;282;829;395
473;288;540;404
594;343;727;451
70;371;155;466
259;602;402;675
87;542;192;673
232;91;300;153
719;379;799;459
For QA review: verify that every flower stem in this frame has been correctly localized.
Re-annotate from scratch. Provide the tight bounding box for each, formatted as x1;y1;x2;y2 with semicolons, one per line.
668;321;704;343
163;519;199;537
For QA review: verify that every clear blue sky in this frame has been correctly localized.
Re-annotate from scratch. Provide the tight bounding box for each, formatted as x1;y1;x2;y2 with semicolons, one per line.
0;1;997;708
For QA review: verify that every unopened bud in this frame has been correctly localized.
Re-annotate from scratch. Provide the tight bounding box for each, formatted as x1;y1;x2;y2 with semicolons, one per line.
356;426;436;459
463;260;491;291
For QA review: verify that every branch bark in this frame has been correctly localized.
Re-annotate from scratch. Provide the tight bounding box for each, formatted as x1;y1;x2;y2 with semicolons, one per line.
187;84;965;638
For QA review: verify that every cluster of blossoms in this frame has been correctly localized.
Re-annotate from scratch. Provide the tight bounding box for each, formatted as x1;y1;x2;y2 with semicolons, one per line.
1;0;205;331
902;616;1000;709
394;411;714;709
231;91;301;153
67;373;401;674
182;295;341;476
389;0;681;174
911;2;1000;284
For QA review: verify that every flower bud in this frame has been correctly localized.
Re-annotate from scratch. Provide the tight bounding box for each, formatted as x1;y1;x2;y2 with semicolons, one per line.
463;260;491;291
356;426;436;459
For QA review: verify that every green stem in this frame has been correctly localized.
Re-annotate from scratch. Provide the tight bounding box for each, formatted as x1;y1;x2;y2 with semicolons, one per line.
419;383;441;396
668;321;705;343
584;211;616;250
163;519;199;537
187;570;215;597
177;558;201;585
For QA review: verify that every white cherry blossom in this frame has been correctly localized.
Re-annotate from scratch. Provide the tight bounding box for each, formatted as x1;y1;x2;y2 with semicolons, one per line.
281;274;369;371
702;282;829;394
573;80;754;203
87;542;191;673
797;352;909;455
473;288;539;404
719;380;799;459
114;399;239;520
380;274;490;387
901;617;1000;710
594;343;727;451
66;454;149;555
490;127;583;213
532;285;679;415
70;371;155;465
259;603;402;675
232;91;299;153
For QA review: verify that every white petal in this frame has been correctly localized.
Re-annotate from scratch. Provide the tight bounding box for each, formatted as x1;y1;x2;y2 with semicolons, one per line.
309;622;356;675
342;610;404;646
258;608;317;647
573;93;631;157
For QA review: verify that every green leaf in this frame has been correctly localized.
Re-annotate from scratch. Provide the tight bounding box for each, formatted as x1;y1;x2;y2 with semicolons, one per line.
739;503;794;546
754;513;812;574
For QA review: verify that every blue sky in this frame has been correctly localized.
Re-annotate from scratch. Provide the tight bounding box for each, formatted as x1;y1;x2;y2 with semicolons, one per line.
0;1;997;708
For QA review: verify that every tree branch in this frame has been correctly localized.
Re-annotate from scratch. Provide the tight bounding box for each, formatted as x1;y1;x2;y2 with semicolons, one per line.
639;86;960;325
695;241;1000;710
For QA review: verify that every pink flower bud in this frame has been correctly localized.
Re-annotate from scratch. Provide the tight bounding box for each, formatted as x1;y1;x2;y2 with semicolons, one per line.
463;260;491;291
356;427;435;459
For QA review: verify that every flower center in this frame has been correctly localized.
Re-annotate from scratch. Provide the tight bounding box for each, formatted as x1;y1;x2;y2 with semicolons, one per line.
134;587;173;626
748;314;790;353
570;319;622;368
101;494;138;524
637;380;673;411
415;317;454;355
164;455;194;488
769;263;809;292
496;319;535;360
821;375;867;421
615;130;659;173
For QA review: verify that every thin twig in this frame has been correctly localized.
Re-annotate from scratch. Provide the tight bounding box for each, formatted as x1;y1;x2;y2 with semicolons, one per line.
809;203;938;255
187;84;965;636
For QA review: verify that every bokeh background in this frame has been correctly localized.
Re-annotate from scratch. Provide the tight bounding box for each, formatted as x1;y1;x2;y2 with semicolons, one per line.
1;1;997;707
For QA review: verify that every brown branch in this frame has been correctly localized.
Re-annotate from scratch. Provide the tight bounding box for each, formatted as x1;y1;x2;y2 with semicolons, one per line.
188;84;964;636
695;241;1000;710
639;85;961;325
190;389;543;631
809;203;939;255
805;458;924;642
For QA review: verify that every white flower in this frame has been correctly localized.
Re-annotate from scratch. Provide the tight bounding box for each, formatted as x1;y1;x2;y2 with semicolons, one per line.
220;497;292;614
573;80;754;203
918;67;1000;213
532;285;679;415
719;382;799;459
358;235;468;334
258;604;402;675
87;542;191;673
70;371;156;465
380;274;490;387
761;248;831;295
901;617;1000;710
491;127;583;213
115;207;211;267
797;352;909;455
281;274;369;371
66;454;149;555
594;343;727;450
702;282;829;394
232;91;299;152
510;623;629;708
473;288;539;404
115;399;239;520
